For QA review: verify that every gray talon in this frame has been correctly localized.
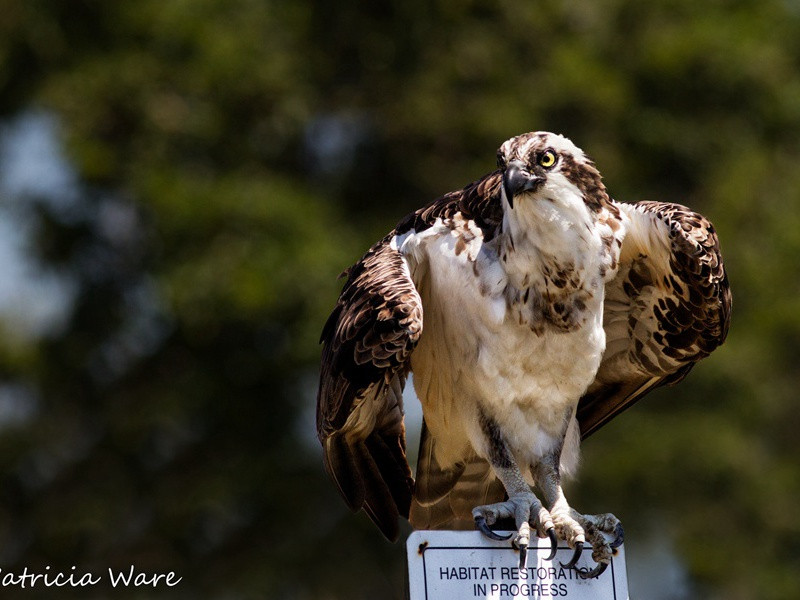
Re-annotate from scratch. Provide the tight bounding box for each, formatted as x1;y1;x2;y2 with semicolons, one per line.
560;541;583;569
518;543;528;569
544;528;558;561
578;561;608;579
610;522;625;549
474;515;512;540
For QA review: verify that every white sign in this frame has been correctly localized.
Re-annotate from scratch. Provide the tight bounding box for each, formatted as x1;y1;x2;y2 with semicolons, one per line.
407;530;628;600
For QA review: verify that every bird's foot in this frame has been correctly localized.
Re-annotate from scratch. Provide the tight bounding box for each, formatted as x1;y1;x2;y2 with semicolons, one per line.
553;510;623;579
472;491;557;569
549;507;587;571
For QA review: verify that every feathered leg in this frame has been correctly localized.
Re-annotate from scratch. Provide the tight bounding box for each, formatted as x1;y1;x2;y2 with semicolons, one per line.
532;454;623;579
470;414;558;569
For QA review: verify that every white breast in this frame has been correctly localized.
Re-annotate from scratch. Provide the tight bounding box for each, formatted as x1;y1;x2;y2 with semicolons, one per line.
397;212;610;478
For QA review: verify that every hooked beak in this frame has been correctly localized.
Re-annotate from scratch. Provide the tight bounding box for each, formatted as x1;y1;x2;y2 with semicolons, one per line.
502;161;543;208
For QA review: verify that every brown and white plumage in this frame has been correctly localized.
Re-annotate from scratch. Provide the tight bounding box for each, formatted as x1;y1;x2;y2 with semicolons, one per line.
316;240;421;540
316;131;730;571
578;201;731;437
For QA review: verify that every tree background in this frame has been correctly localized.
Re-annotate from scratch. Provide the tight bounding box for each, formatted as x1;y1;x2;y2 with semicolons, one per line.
0;0;798;598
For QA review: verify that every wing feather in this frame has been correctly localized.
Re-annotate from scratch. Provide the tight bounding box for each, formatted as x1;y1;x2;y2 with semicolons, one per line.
317;171;504;539
317;236;422;540
577;201;731;438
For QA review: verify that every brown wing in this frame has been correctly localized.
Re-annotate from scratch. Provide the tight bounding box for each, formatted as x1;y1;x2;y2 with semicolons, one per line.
316;235;422;541
317;170;504;539
577;201;731;438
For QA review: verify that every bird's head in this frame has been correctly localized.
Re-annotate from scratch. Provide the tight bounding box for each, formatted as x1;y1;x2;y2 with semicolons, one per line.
496;132;608;211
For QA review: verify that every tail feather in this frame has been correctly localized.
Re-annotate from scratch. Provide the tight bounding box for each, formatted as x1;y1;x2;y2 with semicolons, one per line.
413;422;466;506
410;425;504;530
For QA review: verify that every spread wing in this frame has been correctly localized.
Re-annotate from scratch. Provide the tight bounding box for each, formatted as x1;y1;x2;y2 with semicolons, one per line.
577;201;731;438
317;171;503;539
316;236;422;541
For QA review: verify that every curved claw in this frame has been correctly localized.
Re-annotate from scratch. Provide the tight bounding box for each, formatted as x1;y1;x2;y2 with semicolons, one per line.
544;528;558;561
474;515;513;541
518;543;528;569
560;541;583;569
578;561;608;579
610;522;625;549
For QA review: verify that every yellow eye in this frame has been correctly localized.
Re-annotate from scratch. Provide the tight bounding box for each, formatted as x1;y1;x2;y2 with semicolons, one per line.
539;150;557;168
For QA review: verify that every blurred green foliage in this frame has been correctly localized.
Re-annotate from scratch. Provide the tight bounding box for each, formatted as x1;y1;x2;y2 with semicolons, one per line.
0;0;799;598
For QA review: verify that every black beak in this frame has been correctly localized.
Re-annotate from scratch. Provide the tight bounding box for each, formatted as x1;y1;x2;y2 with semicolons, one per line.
502;161;542;208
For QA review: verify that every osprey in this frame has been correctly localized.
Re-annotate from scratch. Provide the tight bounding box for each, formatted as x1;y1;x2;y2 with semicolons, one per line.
316;131;730;577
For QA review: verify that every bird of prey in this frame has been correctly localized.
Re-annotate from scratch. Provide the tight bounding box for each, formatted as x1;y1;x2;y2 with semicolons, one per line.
316;131;730;577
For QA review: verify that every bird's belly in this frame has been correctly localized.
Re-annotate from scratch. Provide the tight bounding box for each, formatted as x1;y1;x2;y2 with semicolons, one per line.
409;236;605;469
